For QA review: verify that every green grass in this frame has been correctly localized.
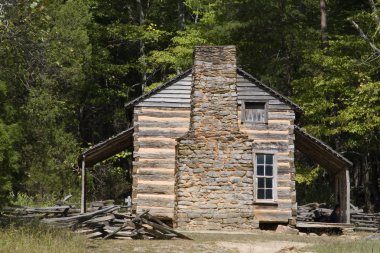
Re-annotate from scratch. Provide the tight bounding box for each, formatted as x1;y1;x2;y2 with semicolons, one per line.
0;225;379;253
311;238;380;253
0;224;87;253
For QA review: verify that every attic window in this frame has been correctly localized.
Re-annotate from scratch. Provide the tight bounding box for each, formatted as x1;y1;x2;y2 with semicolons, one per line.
243;102;267;123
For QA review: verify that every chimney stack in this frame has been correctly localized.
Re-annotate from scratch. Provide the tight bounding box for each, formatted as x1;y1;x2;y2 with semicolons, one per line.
190;46;240;136
175;46;256;230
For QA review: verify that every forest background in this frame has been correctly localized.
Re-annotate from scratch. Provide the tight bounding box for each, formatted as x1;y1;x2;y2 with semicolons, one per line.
0;0;379;212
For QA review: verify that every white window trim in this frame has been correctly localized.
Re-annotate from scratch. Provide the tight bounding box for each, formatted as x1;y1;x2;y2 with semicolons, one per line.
241;100;269;124
253;152;278;203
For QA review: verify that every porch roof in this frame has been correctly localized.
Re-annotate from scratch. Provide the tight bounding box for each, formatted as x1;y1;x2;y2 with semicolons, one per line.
294;125;353;172
78;127;134;167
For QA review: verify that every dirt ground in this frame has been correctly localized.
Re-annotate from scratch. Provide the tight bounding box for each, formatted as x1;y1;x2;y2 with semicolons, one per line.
88;230;380;253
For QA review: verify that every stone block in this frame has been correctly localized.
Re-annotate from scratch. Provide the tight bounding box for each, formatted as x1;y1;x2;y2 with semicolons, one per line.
275;225;299;235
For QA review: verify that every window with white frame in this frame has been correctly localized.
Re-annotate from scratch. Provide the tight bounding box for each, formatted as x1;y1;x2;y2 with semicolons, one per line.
256;153;275;201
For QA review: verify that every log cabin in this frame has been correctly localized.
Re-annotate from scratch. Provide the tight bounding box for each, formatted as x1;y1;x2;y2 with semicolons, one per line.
79;46;352;230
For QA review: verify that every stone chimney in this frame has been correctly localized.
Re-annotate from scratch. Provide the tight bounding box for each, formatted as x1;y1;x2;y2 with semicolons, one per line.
175;46;256;230
190;46;240;136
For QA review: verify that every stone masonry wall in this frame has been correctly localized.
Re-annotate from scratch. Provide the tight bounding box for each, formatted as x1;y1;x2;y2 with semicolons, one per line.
175;46;256;230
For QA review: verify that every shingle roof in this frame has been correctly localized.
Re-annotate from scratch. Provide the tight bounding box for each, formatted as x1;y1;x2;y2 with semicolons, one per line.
294;125;353;171
124;69;192;110
78;127;134;167
125;68;303;113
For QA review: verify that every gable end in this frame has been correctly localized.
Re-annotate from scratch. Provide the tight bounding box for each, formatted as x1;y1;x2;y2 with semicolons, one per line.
237;68;303;113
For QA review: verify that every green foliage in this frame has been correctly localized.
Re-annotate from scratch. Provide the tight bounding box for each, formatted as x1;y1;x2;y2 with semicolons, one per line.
0;0;379;209
0;80;21;207
86;150;132;202
295;165;323;185
22;88;79;197
0;120;20;207
10;192;36;207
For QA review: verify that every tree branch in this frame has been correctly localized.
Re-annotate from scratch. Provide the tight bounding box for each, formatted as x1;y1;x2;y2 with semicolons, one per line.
368;0;380;27
349;19;380;54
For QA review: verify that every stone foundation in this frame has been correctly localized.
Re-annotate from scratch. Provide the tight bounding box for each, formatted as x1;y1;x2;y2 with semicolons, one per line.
175;46;256;230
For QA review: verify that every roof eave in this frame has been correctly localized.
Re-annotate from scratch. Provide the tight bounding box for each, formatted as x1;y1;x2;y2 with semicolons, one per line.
294;125;353;169
124;69;193;110
78;127;134;167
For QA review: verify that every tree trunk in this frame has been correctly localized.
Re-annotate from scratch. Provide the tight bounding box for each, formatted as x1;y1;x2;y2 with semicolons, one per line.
136;0;147;94
320;0;327;43
178;0;185;30
364;157;373;212
370;155;380;212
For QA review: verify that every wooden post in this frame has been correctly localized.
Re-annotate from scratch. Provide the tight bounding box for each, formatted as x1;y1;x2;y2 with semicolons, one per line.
81;156;86;214
345;169;351;224
337;170;350;224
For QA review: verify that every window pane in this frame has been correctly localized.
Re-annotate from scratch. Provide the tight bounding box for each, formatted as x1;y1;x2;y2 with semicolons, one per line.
258;178;265;188
257;155;264;164
258;189;265;199
265;178;273;188
265;165;273;176
245;109;253;122
246;102;265;110
257;165;264;176
265;189;273;199
265;155;273;164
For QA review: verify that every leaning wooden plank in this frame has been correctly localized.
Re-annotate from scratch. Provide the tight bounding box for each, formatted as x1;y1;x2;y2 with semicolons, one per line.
135;223;170;239
83;214;115;224
111;231;137;237
103;218;133;240
75;228;101;235
140;217;192;240
144;212;172;229
103;224;135;232
42;205;119;224
86;231;104;239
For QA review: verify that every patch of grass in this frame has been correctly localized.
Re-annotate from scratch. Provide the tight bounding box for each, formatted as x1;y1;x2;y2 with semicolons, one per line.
0;223;88;253
311;238;380;253
1;224;378;253
93;237;232;253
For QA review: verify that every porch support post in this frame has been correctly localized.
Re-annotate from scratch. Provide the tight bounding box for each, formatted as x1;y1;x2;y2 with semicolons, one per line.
337;169;350;223
344;169;350;223
81;155;86;214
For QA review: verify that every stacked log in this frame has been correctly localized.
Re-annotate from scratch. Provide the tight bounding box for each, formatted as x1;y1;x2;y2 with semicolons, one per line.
350;212;380;232
297;203;331;222
0;201;190;240
297;202;380;233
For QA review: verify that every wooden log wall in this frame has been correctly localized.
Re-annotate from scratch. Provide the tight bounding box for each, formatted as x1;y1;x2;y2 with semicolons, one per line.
132;73;296;223
133;74;192;219
237;75;296;223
